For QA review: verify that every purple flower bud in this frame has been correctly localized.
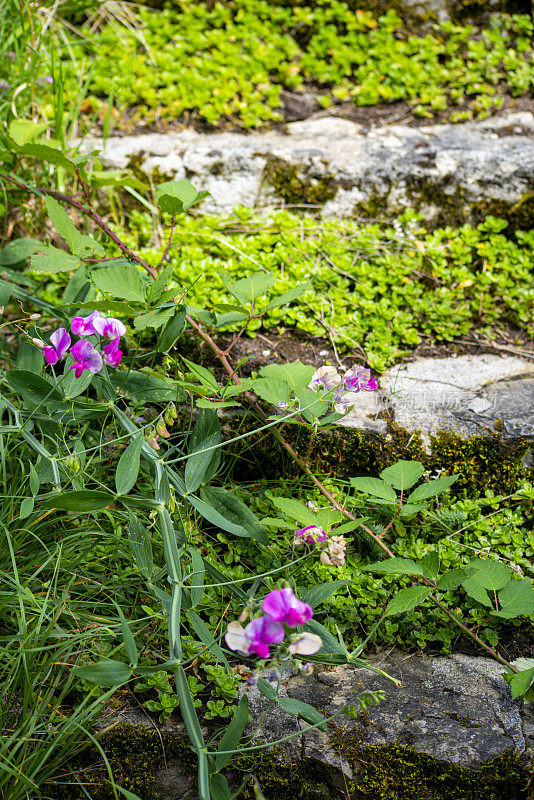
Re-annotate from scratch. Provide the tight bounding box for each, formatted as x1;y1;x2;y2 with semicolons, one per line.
43;327;71;365
102;337;122;368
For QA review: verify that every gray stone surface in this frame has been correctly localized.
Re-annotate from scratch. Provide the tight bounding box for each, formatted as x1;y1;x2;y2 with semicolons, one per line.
84;113;534;223
275;653;529;770
339;353;534;441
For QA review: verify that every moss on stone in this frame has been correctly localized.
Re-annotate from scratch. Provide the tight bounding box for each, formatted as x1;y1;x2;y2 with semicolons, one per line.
230;417;531;495
263;156;339;207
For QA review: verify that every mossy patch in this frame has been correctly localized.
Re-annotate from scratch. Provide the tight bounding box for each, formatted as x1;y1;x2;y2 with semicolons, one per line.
230;418;532;495
262;156;340;207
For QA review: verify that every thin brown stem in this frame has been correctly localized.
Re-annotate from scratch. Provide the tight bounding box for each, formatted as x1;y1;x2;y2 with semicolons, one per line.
158;215;176;267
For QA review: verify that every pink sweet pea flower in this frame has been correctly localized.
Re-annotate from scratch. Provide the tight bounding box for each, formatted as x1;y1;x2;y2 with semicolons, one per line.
262;588;313;628
43;327;71;365
102;338;122;368
308;366;342;393
69;340;103;378
295;525;328;545
343;366;377;393
225;616;285;659
71;310;101;336
93;316;126;340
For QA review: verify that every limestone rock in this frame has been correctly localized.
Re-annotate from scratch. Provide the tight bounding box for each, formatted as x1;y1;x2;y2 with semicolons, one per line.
85;113;534;225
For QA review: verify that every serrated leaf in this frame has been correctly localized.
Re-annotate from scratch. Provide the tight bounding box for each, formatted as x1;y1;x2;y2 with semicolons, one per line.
253;377;291;406
294;387;329;420
407;475;458;503
227;272;277;304
462;575;492;607
73;660;132;687
360;558;424;577
156;179;208;214
380;461;425;490
115;433;143;495
502;667;534;701
18;142;76;173
259;361;314;391
182;357;219;391
30;246;82;273
0;238;41;266
9;119;50;145
271;496;317;526
420;551;440;580
385;587;431;616
350;477;397;502
45;196;104;257
92;262;145;302
466;559;512;592
437;568;473;591
66;300;136;315
134;306;174;331
494;578;534;619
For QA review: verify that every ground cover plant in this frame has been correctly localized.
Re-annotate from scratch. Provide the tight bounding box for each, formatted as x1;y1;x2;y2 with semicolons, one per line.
0;125;533;796
4;1;534;131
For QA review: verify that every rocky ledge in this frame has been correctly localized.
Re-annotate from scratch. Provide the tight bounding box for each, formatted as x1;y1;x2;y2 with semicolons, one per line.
86;112;534;226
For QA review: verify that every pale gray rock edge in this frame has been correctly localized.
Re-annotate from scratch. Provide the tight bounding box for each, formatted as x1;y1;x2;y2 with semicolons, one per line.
84;113;534;222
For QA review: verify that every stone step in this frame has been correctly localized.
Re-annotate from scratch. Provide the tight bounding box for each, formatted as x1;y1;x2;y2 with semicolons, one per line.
87;112;534;226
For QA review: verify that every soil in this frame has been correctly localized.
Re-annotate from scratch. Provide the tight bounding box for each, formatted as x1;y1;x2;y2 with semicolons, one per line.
95;91;534;138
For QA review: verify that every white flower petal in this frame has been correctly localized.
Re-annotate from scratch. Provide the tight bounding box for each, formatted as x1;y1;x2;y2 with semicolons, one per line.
288;632;323;655
225;621;251;654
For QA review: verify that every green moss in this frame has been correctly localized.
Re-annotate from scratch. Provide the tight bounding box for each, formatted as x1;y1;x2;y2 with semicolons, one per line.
263;156;339;207
231;419;531;496
329;727;530;800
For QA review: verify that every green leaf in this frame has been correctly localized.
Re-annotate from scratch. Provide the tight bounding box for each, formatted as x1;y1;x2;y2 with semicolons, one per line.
29;463;40;496
41;490;114;511
190;487;268;545
30;246;82;273
300;580;350;608
436;568;474;591
259;361;314;391
9;119;50;146
73;660;132;687
189;547;205;608
0;238;41;266
196;399;240;409
215;695;250;771
157;305;186;352
147;263;174;304
502;667;534;701
462;576;492;608
380;461;425;490
277;697;327;732
494;578;534;619
134;306;174;332
360;558;424;577
385;587;432;616
174;665;205;749
6;370;64;404
420;551;440;581
110;370;185;403
189;409;221;485
92;263;146;302
0;279;12;306
407;475;458;503
210;774;232;800
16;339;43;372
271;496;317;526
115;433;144;495
61;361;94;399
264;282;310;311
187;609;230;668
185;432;220;493
256;678;278;702
156;179;209;214
18;142;77;173
114;603;138;667
294;387;329;420
128;511;154;578
182;357;219;391
66;300;136;316
19;496;34;519
253;377;291;406
45;196;104;257
350;477;397;502
466;559;512;592
303;619;348;658
227;272;277;304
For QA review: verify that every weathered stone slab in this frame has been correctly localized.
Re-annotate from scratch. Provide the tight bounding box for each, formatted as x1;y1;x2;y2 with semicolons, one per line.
339;354;534;441
86;113;534;225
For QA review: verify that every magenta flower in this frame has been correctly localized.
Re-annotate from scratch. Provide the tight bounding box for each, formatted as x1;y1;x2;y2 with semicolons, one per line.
71;310;101;337
343;366;377;393
93;316;126;340
42;327;71;365
295;525;328;545
225;616;285;659
102;338;122;368
69;340;103;378
262;588;313;628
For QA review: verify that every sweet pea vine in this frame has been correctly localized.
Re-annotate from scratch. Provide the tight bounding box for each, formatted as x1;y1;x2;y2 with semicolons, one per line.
37;311;126;378
309;364;377;414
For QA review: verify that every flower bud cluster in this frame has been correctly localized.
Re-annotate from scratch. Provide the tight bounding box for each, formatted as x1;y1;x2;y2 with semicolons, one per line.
308;364;377;414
